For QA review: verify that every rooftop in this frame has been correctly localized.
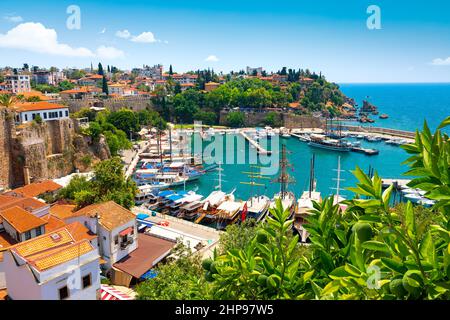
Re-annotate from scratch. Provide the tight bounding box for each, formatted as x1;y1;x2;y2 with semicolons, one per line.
10;223;97;271
49;204;76;220
0;194;48;212
13;101;68;113
73;201;135;231
113;234;175;278
0;206;47;233
10;180;62;198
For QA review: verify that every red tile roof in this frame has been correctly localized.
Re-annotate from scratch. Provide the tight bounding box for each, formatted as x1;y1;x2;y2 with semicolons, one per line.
0;206;47;233
11;180;62;198
13;101;68;113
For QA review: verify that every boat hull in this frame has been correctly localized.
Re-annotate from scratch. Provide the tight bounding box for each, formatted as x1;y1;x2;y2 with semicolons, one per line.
308;141;350;152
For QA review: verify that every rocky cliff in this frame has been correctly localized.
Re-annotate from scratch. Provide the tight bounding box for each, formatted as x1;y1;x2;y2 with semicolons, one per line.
0;108;111;189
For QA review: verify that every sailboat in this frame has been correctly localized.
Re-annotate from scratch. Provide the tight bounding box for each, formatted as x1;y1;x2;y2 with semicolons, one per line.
239;165;271;223
194;162;237;226
268;144;296;220
294;154;322;242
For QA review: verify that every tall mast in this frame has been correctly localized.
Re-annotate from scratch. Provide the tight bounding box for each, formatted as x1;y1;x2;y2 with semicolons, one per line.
331;156;345;200
273;144;295;200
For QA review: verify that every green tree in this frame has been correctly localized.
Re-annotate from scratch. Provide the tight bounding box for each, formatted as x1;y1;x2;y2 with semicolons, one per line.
98;63;104;75
136;243;207;300
226;111;245;128
107;109;140;135
263;112;283;127
102;75;109;95
58;80;75;91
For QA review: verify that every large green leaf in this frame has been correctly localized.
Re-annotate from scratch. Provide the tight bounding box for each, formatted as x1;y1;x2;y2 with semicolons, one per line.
361;241;390;253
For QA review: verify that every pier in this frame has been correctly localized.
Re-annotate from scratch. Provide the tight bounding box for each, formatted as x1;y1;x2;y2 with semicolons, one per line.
239;130;272;155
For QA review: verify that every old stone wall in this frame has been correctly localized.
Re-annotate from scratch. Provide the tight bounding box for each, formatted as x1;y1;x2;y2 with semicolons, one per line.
219;110;325;129
0;109;15;190
0;114;110;189
61;97;153;113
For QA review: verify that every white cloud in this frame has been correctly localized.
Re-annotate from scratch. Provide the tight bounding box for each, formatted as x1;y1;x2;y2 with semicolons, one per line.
131;31;157;43
99;28;106;34
115;29;131;39
431;57;450;66
96;45;125;59
205;55;219;62
0;22;125;60
4;15;23;23
0;22;94;57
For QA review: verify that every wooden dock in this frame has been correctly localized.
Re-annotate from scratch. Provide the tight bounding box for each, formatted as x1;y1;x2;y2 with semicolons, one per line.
240;131;272;155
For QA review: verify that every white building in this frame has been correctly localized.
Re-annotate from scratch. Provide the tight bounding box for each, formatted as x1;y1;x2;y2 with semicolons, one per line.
0;206;47;243
3;224;100;300
65;201;138;269
133;64;163;79
5;74;31;93
246;66;263;76
14;101;69;124
32;70;66;86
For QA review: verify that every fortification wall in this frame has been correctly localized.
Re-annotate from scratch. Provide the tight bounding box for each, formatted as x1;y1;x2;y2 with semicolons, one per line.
219;110;325;129
61;97;153;113
0;109;15;190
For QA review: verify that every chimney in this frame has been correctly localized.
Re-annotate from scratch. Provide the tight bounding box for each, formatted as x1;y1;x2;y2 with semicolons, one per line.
23;166;31;185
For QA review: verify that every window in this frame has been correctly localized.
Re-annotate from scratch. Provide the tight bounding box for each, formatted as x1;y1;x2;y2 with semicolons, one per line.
36;227;42;236
114;235;119;245
65;110;69;117
24;114;28;121
59;111;63;117
25;231;31;240
43;112;47;119
59;286;69;300
82;274;92;289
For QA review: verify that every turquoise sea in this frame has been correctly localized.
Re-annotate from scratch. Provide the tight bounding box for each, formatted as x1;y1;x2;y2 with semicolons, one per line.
175;84;450;201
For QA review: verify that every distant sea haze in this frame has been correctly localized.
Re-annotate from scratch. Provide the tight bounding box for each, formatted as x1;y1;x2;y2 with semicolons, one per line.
339;83;450;133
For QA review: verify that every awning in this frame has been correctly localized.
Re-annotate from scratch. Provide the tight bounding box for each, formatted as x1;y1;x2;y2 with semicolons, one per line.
119;227;133;237
158;190;174;197
100;285;133;300
136;213;149;220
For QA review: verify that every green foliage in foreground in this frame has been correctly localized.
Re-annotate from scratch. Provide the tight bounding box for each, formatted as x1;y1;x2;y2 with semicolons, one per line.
136;117;450;300
58;157;137;209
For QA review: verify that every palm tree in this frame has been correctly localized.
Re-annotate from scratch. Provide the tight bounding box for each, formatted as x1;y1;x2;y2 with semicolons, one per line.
0;94;16;108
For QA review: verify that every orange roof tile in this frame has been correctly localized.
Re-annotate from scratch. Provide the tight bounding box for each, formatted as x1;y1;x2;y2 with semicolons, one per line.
12;228;74;258
11;180;62;198
73;201;135;231
41;214;66;232
31;240;93;271
19;91;50;101
10;224;97;271
0;194;47;212
13;101;68;112
65;221;97;241
49;204;76;220
0;206;47;233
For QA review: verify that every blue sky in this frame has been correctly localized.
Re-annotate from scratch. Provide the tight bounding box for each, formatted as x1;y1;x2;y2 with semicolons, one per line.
1;0;450;83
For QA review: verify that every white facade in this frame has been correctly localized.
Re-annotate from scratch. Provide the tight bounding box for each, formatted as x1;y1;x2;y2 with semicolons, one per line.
65;215;138;269
16;107;69;124
1;219;44;243
3;247;100;300
5;75;31;93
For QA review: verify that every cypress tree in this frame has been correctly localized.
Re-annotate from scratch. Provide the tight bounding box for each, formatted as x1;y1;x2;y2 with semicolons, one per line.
98;63;104;75
169;64;173;75
102;75;108;95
